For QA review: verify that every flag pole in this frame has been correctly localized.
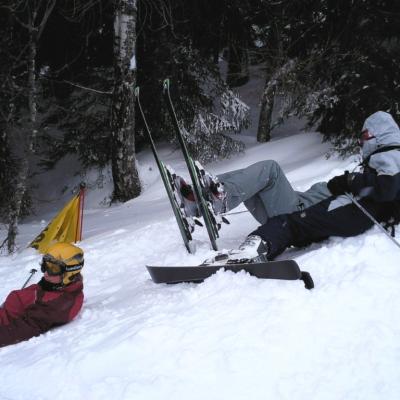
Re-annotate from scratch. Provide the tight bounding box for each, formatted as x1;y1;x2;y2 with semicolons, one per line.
79;182;85;241
75;182;86;242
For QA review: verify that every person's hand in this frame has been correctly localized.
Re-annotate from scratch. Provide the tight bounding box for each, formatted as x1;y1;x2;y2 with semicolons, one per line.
327;171;351;196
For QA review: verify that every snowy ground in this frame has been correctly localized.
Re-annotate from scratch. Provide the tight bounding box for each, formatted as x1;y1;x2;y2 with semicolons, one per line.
2;63;400;399
1;128;400;400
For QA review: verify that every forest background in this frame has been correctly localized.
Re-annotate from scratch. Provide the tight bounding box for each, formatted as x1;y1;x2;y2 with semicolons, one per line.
1;0;399;253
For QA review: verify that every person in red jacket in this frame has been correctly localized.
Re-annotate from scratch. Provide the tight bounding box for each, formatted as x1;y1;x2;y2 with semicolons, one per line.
0;242;84;348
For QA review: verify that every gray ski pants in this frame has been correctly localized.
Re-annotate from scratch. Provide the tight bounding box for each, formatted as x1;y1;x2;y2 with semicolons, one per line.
217;160;332;224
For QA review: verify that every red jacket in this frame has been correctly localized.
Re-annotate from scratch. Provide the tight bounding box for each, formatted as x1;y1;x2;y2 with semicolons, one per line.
0;277;84;348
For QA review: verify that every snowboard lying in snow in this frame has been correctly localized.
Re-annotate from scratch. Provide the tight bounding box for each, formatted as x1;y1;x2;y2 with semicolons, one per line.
146;260;314;289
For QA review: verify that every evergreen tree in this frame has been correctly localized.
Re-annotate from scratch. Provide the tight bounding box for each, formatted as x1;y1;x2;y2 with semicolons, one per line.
38;1;114;170
302;0;400;147
6;0;400;251
136;0;249;162
0;15;19;228
0;0;56;252
253;0;400;149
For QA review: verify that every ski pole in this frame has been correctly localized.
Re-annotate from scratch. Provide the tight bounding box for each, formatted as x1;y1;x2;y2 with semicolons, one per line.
223;209;250;217
21;269;37;289
346;193;400;249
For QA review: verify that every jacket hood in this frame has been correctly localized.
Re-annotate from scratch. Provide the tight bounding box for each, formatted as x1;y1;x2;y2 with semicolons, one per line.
362;111;400;158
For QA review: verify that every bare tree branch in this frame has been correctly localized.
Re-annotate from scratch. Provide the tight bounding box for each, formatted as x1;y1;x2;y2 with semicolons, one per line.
62;79;113;95
37;0;57;39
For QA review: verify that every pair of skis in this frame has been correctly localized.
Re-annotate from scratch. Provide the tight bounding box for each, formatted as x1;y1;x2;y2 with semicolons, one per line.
135;80;314;290
135;79;224;253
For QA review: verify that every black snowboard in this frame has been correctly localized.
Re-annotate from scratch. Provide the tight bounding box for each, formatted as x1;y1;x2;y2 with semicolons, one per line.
146;260;314;289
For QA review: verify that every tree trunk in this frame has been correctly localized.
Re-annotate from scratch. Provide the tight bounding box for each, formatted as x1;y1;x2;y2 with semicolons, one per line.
111;0;141;202
227;41;249;88
7;29;37;253
257;77;275;143
7;158;28;253
226;7;249;88
257;57;296;143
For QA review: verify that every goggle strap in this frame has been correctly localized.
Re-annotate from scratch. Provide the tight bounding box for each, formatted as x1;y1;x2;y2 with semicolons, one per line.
64;262;84;272
41;253;83;275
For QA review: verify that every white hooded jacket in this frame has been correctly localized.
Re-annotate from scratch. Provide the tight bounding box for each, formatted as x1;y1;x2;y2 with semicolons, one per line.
348;111;400;202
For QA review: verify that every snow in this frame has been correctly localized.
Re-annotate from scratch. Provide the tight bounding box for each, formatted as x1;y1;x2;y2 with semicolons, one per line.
1;97;400;399
130;54;136;70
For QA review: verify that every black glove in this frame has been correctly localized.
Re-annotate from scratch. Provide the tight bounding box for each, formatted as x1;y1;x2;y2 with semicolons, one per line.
327;171;351;196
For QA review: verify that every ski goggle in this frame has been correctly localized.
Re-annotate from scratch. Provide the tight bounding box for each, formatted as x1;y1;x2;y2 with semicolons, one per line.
359;129;375;145
40;254;84;276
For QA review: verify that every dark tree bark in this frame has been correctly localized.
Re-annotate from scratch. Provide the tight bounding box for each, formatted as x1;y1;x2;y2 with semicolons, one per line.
4;0;56;253
257;22;289;144
257;79;275;143
7;24;38;253
111;0;141;202
226;6;250;88
227;42;249;88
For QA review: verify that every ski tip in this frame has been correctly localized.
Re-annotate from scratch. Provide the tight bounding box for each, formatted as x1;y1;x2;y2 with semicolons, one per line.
163;79;170;91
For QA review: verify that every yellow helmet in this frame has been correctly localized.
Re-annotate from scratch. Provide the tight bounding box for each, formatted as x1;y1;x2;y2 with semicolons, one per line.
41;242;84;285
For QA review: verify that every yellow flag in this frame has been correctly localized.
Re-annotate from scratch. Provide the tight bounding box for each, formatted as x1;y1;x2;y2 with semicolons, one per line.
29;192;83;254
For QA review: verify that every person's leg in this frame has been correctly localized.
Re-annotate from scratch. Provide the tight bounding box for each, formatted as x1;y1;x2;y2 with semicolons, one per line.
251;197;379;259
217;160;302;224
297;182;332;209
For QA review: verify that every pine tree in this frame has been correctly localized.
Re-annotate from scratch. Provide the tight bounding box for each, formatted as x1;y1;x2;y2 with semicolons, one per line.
136;0;250;162
38;1;114;171
251;0;400;149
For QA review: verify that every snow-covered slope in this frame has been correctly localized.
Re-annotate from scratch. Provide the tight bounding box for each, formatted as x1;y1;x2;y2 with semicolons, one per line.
1;129;400;400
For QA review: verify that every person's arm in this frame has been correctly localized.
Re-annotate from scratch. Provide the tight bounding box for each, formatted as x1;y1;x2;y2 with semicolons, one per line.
0;291;82;348
328;151;400;201
348;170;400;202
0;307;10;325
349;151;400;202
0;289;33;325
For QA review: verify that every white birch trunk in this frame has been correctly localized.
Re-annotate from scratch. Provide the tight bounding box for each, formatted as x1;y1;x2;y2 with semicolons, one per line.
111;0;141;202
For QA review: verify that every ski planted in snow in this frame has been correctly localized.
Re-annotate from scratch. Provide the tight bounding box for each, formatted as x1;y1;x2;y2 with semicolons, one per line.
163;79;226;251
135;87;196;253
146;259;314;290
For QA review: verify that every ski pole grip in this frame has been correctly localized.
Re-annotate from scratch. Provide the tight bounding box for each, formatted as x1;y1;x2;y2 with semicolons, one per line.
21;268;38;289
